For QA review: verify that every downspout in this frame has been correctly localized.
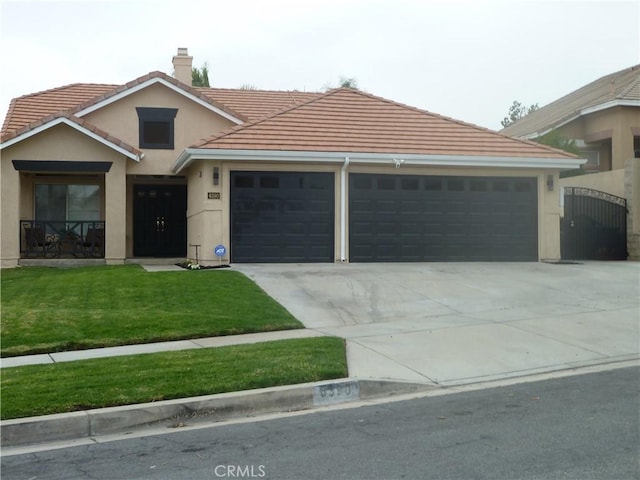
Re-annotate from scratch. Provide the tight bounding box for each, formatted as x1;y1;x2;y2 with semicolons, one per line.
340;156;350;262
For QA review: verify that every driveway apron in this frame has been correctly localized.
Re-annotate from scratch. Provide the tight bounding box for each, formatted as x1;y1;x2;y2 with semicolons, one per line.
235;262;640;386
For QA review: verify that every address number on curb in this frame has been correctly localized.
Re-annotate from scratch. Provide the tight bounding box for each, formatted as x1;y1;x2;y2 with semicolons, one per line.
313;381;360;406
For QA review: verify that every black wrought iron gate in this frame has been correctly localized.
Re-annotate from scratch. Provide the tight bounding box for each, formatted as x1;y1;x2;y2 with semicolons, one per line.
561;187;627;260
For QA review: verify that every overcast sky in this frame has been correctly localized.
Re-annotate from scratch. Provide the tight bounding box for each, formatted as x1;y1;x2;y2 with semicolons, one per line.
1;0;638;131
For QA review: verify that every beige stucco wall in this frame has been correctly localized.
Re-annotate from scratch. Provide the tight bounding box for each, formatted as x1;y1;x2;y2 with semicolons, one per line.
84;83;235;175
559;169;626;198
185;161;563;265
0;124;129;266
0;151;21;267
557;106;639;171
625;158;640;260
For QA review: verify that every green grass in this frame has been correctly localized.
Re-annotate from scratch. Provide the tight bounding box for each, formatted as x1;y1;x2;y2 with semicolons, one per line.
1;266;302;357
1;337;347;420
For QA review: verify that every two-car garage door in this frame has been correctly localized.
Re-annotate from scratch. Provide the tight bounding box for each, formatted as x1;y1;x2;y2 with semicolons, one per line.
349;174;538;262
230;171;538;262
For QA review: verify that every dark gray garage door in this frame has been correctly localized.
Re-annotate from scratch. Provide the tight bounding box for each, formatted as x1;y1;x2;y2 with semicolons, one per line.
349;174;538;262
231;171;334;262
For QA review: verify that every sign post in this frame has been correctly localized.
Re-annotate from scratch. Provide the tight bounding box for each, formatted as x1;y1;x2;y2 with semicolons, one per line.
214;244;227;267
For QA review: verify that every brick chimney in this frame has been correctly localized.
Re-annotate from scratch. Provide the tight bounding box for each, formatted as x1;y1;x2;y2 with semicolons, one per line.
172;48;193;85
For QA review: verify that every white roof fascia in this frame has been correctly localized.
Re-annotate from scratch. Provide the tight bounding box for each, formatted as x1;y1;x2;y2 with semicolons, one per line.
520;99;640;140
173;148;584;173
75;77;244;125
580;99;640;115
0;117;141;161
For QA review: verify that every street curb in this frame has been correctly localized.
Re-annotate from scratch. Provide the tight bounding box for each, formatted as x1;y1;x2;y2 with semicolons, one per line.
1;378;435;448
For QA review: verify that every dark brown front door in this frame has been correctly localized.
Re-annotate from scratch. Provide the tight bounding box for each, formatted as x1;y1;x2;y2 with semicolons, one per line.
133;184;187;257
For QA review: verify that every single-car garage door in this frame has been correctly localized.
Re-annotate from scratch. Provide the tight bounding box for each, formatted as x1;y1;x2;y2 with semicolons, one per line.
231;171;334;262
349;174;537;262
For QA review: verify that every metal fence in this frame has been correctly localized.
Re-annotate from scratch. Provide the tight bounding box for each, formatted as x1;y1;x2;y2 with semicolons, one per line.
20;220;105;258
561;187;627;260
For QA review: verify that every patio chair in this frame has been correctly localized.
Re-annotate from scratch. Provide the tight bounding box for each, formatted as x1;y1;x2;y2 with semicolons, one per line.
23;223;57;257
81;226;105;257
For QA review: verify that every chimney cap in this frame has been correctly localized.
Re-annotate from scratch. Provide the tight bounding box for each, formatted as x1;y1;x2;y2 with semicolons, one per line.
172;48;193;85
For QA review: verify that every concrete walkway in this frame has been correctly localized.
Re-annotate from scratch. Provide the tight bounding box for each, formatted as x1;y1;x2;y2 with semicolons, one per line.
1;329;326;368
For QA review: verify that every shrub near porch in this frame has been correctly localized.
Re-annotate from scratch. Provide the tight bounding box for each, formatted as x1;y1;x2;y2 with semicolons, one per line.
1;266;302;357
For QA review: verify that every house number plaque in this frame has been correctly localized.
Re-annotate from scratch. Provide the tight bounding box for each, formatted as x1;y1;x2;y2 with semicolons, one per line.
207;192;221;200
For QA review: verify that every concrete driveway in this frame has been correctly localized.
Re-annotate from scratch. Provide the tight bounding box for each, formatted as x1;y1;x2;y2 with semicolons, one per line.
235;262;640;386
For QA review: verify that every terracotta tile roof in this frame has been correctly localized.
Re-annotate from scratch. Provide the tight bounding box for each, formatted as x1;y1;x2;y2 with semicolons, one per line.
197;88;321;121
501;64;640;138
1;73;321;142
1;83;117;138
1;111;142;159
194;88;577;159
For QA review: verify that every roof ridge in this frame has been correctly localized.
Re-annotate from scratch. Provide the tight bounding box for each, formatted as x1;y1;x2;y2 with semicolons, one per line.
197;86;322;94
192;89;339;147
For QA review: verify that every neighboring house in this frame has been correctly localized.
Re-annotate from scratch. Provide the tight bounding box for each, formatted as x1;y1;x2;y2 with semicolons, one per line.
0;48;583;268
500;65;640;260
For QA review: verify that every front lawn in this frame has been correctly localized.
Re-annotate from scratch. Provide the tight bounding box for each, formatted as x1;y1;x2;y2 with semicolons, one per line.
1;337;347;420
1;266;301;357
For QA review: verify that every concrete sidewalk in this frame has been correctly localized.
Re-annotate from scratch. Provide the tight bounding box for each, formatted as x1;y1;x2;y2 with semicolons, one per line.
2;261;639;449
1;329;326;368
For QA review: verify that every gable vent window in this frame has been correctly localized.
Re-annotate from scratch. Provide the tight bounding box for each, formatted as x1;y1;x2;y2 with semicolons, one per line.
136;107;178;149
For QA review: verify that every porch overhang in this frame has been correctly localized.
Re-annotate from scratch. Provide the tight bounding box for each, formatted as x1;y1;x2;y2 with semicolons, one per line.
12;160;113;173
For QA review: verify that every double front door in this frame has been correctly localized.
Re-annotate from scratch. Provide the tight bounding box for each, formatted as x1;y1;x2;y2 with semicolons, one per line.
133;184;187;257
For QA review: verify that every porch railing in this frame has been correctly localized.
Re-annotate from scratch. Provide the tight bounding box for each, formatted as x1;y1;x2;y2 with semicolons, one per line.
20;220;105;259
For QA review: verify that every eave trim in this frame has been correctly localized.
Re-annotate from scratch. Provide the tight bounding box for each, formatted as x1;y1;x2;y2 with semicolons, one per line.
172;148;585;173
521;99;640;140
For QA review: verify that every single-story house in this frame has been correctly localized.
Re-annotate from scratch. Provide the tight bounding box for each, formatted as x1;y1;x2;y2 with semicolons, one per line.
0;48;584;268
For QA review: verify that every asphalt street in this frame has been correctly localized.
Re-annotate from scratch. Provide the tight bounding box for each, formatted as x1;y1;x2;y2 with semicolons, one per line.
2;366;638;480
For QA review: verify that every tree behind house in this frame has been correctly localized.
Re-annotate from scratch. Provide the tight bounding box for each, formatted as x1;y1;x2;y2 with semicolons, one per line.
501;100;539;127
192;64;210;87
